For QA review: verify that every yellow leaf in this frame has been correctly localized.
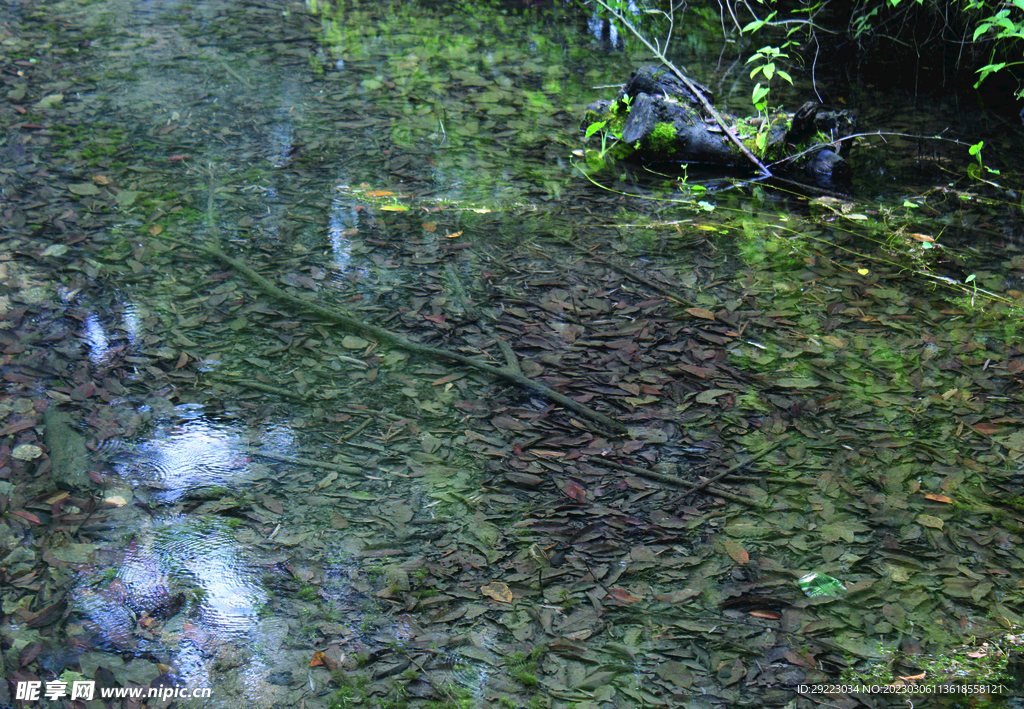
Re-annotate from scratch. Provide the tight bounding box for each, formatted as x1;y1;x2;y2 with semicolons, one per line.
481;581;513;604
857;268;869;275
363;190;395;197
909;233;935;242
380;205;408;211
444;230;464;239
686;307;715;321
917;514;944;529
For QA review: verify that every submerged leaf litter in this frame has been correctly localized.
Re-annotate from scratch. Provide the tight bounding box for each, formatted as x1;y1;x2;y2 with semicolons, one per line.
2;0;1024;707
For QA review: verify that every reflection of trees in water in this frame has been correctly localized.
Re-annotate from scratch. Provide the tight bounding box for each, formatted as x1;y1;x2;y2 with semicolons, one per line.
70;517;272;690
111;408;295;503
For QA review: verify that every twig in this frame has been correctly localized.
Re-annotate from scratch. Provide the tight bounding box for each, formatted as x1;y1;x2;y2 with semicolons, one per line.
589;457;695;487
704;484;767;509
587;438;785;505
218;61;253;88
585;456;774;509
337;418;372;442
253;449;364;475
680;439;785;496
207;373;309;401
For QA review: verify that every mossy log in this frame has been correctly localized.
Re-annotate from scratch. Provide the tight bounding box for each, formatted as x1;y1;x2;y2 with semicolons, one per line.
582;66;857;190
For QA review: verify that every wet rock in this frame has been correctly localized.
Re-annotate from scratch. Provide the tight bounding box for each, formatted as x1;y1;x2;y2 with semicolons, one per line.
43;405;90;489
264;670;296;686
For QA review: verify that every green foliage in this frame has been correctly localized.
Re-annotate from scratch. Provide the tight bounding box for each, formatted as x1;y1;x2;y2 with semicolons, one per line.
968;0;1024;96
845;629;1024;687
966;140;1004;186
736;4;803;115
558;588;577;610
507;649;544;687
329;673;370;709
745;44;794;112
649;121;677;152
580;94;636;171
739;1;1024;100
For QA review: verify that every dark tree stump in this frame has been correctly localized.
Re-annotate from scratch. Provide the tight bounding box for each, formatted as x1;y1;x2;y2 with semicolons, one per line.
581;66;857;190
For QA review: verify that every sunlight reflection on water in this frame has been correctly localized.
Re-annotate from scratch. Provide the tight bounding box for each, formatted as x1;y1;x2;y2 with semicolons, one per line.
70;403;311;706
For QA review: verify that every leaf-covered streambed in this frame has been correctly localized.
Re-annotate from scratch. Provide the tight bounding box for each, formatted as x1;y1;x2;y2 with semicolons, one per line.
3;0;1024;708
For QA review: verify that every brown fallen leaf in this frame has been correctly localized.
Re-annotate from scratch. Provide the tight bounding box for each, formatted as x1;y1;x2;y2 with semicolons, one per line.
783;649;817;668
260;495;284;515
25;601;65;628
686;307;716;321
560;480;587;503
608;588;642;603
10;510;41;525
722;538;749;565
19;642;42;668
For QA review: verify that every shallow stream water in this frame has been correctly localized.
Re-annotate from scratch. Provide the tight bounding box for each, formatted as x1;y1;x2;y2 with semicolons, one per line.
3;1;1024;708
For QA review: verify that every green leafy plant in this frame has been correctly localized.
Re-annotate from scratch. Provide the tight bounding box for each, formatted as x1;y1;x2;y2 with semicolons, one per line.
969;140;985;168
583;119;618;161
968;0;1024;97
580;94;634;170
746;44;794;122
966;140;1003;186
738;10;797;157
965;273;978;306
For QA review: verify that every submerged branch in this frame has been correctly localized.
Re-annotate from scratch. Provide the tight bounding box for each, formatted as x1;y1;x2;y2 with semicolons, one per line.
150;181;626;435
